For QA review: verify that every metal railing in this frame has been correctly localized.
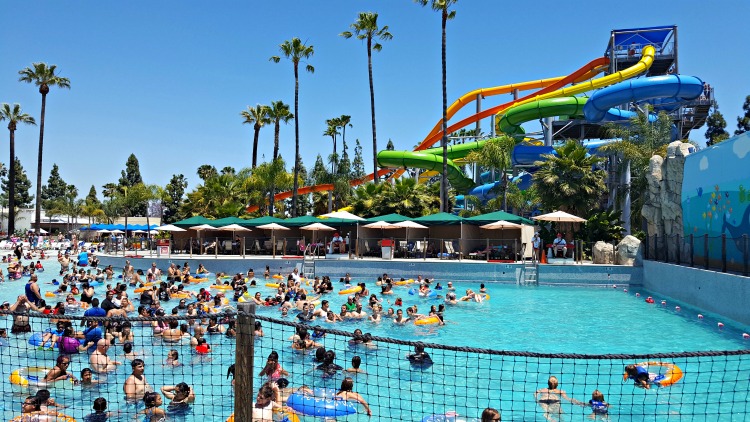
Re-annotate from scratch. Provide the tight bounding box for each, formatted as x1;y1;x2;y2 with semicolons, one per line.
643;234;750;276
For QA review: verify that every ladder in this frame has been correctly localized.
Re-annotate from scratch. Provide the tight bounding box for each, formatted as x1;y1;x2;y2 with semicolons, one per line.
521;259;538;285
302;244;317;279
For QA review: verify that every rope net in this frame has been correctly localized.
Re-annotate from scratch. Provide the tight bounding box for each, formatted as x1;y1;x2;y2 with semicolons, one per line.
1;309;748;421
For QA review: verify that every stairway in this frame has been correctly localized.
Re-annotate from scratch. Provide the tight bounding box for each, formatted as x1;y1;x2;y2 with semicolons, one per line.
302;247;316;279
521;259;538;285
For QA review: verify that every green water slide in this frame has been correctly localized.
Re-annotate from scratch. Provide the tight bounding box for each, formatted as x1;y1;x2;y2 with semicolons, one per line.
498;96;588;135
376;150;476;192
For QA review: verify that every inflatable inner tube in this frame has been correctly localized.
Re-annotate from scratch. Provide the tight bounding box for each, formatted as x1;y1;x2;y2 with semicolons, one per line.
414;316;441;326
339;286;362;295
287;388;357;418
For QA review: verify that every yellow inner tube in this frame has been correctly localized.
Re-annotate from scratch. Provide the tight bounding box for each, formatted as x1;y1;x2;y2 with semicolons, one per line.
394;279;414;286
210;285;233;290
171;292;191;299
272;274;284;279
339;286;363;295
414;316;441;326
11;411;77;422
44;292;56;297
189;277;209;283
266;283;280;288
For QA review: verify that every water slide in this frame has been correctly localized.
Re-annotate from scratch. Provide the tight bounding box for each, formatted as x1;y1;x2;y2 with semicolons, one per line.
245;57;609;213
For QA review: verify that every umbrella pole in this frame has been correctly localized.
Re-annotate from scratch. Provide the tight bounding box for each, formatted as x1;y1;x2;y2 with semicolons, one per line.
272;233;276;259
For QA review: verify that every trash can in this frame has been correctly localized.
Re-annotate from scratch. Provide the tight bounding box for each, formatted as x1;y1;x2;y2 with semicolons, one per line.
381;239;393;260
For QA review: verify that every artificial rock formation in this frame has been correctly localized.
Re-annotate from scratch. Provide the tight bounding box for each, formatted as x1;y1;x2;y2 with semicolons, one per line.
592;241;614;264
641;141;693;261
616;235;643;266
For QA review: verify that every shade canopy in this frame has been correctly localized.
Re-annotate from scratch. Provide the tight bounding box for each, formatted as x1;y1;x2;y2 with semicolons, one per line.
155;224;186;232
363;221;399;229
210;217;249;227
480;220;523;230
466;210;535;225
365;213;411;223
110;229;124;234
96;229;111;234
190;224;216;231
319;210;366;221
243;216;286;227
413;212;465;226
300;223;336;231
256;223;290;231
392;221;428;229
173;215;213;228
216;224;251;232
533;211;587;223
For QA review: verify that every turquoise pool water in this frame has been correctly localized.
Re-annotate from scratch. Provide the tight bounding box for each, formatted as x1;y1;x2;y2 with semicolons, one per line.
0;260;748;421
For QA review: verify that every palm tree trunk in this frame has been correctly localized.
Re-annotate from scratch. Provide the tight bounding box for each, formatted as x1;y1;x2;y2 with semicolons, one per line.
35;93;47;234
252;124;261;168
440;8;449;213
368;37;379;185
8;128;16;237
292;64;300;217
332;134;337;174
273;121;280;162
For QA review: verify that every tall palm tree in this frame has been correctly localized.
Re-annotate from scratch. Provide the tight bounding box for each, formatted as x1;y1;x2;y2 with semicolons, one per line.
341;12;392;185
415;1;456;211
241;104;271;168
337;115;352;151
267;100;294;162
18;62;71;233
270;38;315;216
323;120;340;173
0;103;37;236
465;135;516;211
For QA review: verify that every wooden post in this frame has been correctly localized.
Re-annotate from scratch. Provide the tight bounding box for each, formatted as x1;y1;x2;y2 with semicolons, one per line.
235;302;256;421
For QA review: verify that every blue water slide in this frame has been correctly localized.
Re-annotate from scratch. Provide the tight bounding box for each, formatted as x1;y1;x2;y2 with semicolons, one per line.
583;74;703;122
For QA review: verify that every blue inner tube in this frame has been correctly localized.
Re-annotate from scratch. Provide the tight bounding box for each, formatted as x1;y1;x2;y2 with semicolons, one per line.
286;388;357;418
28;331;57;348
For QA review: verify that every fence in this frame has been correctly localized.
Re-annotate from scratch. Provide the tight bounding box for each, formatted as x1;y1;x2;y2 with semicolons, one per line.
643;234;750;276
2;307;749;421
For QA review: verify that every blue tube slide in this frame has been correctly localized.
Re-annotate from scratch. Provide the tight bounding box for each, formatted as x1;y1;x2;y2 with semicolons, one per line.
583;74;703;122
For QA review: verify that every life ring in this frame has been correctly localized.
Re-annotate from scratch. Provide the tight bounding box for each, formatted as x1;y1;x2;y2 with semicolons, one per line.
237;296;247;303
394;279;414;286
10;411;77;422
272;274;284;279
28;332;57;349
188;277;209;283
133;287;150;293
45;292;56;298
339;286;362;295
460;294;490;302
210;285;233;290
623;363;683;387
287;388;357;418
171;292;192;299
142;281;157;287
408;288;437;298
414;316;441;326
266;283;280;288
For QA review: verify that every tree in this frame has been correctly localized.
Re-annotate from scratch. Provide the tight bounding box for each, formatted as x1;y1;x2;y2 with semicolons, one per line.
386;139;395;150
113;183;151;234
182;169;251;218
323;120;341;173
101;183;119;199
415;0;457;212
18;62;71;234
0;103;36;236
736;95;750;135
310;154;331;186
80;202;105;226
705;109;729;146
220;166;236;175
197;164;217;181
267;100;294;162
270;37;315;217
533;140;606;217
352;139;366;179
163;174;188;224
341;13;392;184
85;185;101;206
465;135;516;211
41;164;68;211
248;158;292;216
118;154;146;216
241;104;271;168
337;115;352;158
1;158;34;209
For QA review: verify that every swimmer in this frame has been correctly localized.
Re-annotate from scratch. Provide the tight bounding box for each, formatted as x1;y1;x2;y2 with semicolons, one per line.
479;283;487;293
407;344;433;369
141;392;166;422
624;361;677;389
252;382;282;420
254;321;264;337
335;377;372;416
587;389;609;419
316;350;343;377
44;355;78;383
259;351;289;381
84;397;112;422
447;281;455;291
161;382;195;405
166;349;181;367
481;408;501;422
122;342;140;361
90;339;123;373
345;355;367;374
460;289;484;302
534;376;584;422
123;359;152;402
393;309;409;325
80;368;101;386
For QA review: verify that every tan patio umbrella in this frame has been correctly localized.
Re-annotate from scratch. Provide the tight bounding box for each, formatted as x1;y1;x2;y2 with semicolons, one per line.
190;224;216;254
362;221;398;229
532;210;587;223
155;224;186;232
392;220;428;243
480;220;523;246
300;222;336;245
319;210;366;221
257;223;290;258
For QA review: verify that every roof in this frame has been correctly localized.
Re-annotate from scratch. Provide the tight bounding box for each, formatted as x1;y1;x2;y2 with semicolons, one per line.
242;216;286;227
209;216;248;227
465;210;535;226
282;215;355;227
606;25;675;54
413;212;465;226
365;213;411;223
173;215;213;228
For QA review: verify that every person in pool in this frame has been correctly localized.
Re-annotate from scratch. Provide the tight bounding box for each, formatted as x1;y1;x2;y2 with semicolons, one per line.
586;389;609;419
335;377;372;416
123;359;152;402
141;392;166;422
259;351;289;381
407;344;433;369
481;408;501;422
624;361;676;389
44;354;78;383
161;382;195;406
534;376;584;421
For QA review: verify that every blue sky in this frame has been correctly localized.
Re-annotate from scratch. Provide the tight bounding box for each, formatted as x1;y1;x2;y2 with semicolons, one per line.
1;0;748;198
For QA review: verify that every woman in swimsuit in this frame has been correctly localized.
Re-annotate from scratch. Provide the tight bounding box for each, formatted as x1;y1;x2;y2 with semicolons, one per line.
534;376;584;421
335;377;372;416
141;392;166;422
259;351;289;381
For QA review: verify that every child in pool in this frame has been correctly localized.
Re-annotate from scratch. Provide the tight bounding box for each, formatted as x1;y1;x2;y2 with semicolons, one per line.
141;392;166;422
587;389;609;418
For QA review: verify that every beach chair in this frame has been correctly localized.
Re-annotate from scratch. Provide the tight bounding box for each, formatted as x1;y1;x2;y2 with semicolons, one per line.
469;245;492;260
444;241;462;259
275;240;285;255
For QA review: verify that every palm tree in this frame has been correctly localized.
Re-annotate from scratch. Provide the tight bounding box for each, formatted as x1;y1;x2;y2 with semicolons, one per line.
270;38;315;216
241;104;271;168
197;164;217;181
465;135;516;211
0;103;37;236
415;1;456;211
337;115;352;152
323;121;341;173
533;140;607;217
267;100;294;162
18;62;71;233
341;13;392;185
